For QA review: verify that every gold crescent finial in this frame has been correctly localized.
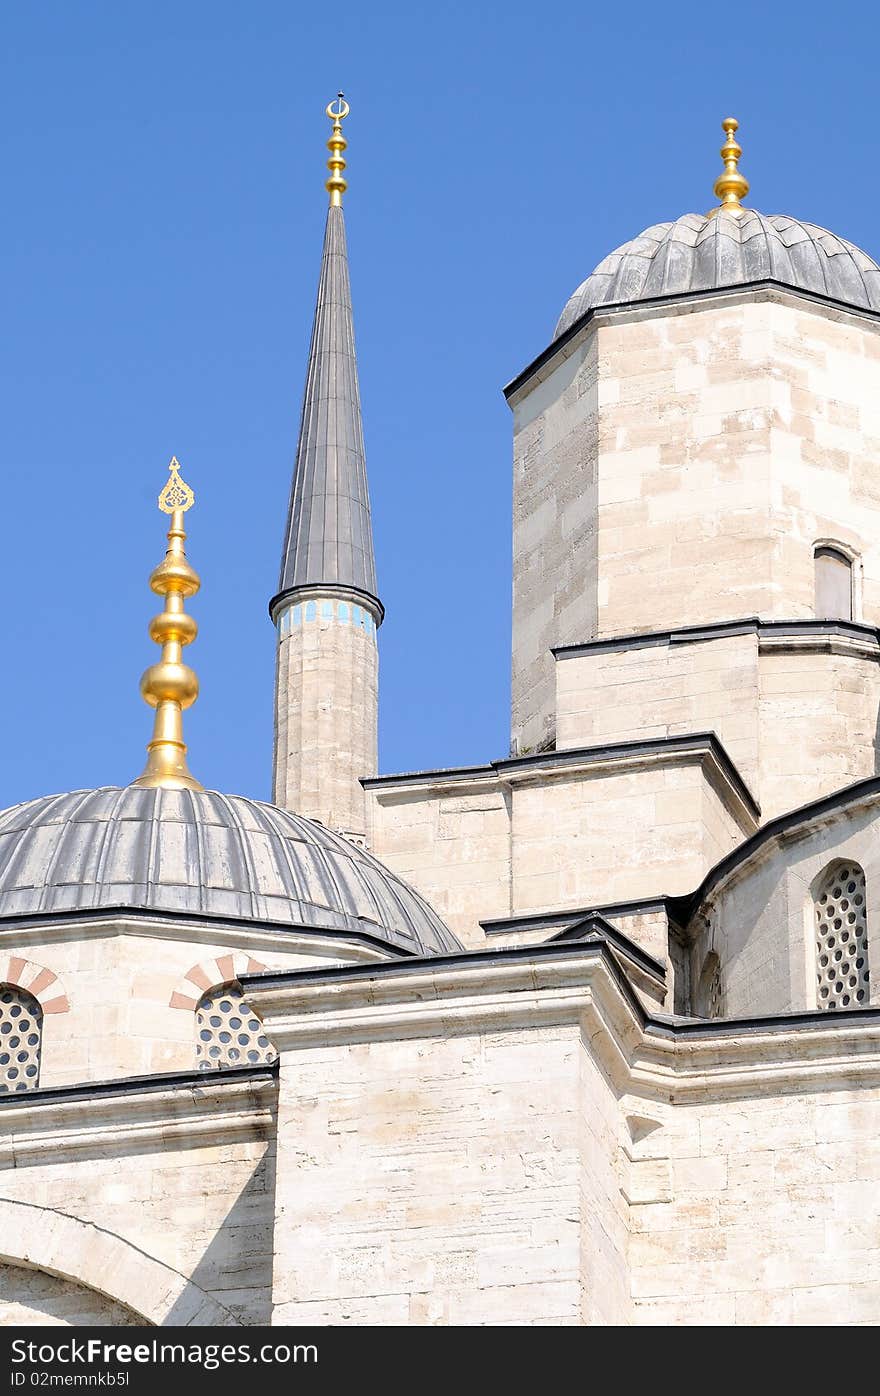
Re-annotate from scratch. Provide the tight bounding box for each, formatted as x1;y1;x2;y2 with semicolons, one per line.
132;457;204;792
325;91;349;207
708;116;749;217
326;93;350;123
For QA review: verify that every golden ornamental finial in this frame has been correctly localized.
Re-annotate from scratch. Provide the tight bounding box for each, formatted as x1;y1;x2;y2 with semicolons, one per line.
325;91;349;207
158;456;195;514
132;457;204;792
709;117;750;217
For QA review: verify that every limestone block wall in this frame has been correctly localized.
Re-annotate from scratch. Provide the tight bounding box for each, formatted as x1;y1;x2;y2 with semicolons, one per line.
767;300;880;621
510;334;599;755
366;740;756;953
266;1022;624;1324
0;1073;276;1326
757;641;880;819
0;1266;140;1326
686;796;880;1018
627;1082;880;1325
556;630;760;791
507;761;742;915
366;779;512;944
556;626;880;820
0;919;386;1088
246;944;880;1328
509;289;880;753
273;593;379;838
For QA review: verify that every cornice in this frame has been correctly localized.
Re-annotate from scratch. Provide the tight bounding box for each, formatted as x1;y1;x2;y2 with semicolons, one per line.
363;732;759;830
241;943;880;1102
668;772;880;929
0;1065;277;1165
553;616;880;663
504;279;880;408
0;907;398;965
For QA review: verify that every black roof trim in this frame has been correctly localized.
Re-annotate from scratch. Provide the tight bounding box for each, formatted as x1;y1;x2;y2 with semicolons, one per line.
546;912;666;980
241;938;612;990
0;1061;277;1111
504;277;880;403
669;772;880;927
364;732;760;820
241;935;880;1043
481;897;674;936
554;616;880;661
0;902;413;960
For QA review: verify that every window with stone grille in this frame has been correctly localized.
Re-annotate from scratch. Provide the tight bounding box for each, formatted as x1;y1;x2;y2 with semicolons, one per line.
815;862;869;1010
0;985;42;1092
195;981;276;1071
814;545;853;621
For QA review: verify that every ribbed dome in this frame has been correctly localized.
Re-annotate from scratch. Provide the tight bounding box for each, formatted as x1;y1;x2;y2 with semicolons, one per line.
555;210;880;339
0;787;461;957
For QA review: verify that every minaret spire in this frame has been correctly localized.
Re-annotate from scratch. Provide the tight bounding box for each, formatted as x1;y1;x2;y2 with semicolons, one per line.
271;92;381;620
133;458;203;792
271;98;382;838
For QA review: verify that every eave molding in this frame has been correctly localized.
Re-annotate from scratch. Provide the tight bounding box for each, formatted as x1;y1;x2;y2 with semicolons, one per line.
504;279;880;408
242;945;880;1102
0;1066;276;1165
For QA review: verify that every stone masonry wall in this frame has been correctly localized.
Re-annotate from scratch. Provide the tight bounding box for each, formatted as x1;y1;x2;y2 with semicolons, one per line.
0;924;380;1087
627;1083;880;1325
271;1023;599;1324
510;291;880;754
556;632;880;820
0;1112;274;1326
0;1265;141;1327
367;754;752;952
273;597;378;837
511;335;599;755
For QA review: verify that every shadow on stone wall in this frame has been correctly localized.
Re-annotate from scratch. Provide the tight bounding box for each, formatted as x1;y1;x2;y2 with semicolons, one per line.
166;1141;277;1326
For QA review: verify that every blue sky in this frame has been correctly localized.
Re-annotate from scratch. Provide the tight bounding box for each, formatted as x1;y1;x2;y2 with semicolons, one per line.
1;1;878;804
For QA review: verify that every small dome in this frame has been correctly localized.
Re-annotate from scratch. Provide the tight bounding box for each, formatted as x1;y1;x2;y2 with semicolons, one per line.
0;787;461;957
555;209;880;339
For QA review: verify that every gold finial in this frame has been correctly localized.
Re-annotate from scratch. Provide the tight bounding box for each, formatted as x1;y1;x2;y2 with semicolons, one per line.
325;91;350;207
132;458;204;792
709;117;750;217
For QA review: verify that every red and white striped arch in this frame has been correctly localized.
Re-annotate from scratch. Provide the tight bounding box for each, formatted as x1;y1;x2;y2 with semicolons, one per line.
0;956;69;1014
169;953;269;1010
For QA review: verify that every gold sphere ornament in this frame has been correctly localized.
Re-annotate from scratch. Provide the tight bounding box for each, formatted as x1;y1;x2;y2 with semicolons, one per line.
708;116;750;217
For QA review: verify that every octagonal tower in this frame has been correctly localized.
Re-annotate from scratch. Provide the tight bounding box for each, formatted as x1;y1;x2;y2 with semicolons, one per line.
506;120;880;818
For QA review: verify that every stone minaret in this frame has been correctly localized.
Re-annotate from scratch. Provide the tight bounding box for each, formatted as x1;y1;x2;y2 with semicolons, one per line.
271;96;382;840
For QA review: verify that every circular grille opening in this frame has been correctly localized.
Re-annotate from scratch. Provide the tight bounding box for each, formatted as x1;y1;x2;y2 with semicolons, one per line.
815;864;870;1012
195;982;276;1071
0;986;42;1092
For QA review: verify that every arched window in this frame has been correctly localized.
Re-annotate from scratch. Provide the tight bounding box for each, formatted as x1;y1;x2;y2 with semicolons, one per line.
814;861;869;1010
195;981;276;1071
0;985;42;1092
814;546;853;621
696;950;723;1020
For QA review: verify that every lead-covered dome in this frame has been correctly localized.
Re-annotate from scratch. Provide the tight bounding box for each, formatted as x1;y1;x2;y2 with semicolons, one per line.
0;787;461;957
555;209;880;339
